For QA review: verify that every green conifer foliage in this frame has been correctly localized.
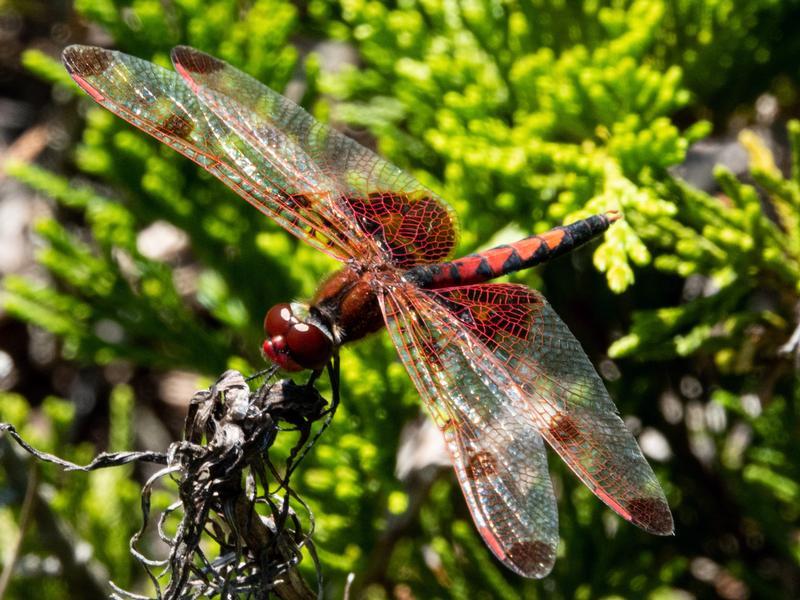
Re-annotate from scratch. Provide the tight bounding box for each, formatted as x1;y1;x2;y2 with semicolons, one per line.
2;0;799;598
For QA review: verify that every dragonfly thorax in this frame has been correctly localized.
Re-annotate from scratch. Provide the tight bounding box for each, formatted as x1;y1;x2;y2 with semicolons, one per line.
310;267;385;345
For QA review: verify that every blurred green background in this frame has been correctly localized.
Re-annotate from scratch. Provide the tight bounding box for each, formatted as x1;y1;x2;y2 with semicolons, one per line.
1;0;800;598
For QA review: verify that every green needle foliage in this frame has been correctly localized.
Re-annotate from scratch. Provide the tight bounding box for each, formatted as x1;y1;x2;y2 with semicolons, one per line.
0;388;142;597
2;0;799;598
611;126;800;368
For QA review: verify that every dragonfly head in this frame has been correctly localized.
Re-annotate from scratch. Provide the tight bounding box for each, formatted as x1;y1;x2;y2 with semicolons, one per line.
262;302;333;371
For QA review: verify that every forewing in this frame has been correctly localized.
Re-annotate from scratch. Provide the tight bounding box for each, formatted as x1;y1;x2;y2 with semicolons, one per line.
62;45;358;261
171;46;458;268
432;283;673;535
381;288;559;578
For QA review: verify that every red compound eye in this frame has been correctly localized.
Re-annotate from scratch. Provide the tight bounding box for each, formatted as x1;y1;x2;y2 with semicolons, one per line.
262;335;303;372
264;303;296;336
286;323;333;370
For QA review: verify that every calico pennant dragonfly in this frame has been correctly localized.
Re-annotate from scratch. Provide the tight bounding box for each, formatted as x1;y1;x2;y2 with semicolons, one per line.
62;45;672;578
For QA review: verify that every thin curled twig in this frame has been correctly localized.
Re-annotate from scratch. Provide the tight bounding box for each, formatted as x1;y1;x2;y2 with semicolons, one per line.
2;368;334;599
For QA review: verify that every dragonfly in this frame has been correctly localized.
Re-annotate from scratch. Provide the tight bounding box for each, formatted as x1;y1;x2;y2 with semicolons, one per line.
62;44;672;578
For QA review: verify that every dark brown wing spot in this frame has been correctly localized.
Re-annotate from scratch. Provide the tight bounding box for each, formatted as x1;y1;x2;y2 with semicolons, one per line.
172;46;225;74
157;113;194;140
627;497;674;535
286;193;312;209
507;541;555;575
549;413;583;447
466;451;499;480
63;46;113;77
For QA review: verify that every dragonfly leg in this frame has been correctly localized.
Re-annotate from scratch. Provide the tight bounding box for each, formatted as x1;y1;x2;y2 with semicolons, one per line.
281;353;341;484
245;364;280;384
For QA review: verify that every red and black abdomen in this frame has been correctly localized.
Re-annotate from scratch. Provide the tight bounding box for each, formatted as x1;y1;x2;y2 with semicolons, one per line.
406;212;618;289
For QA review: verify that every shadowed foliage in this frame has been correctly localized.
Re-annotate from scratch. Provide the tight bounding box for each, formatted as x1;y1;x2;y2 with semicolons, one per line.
1;0;799;598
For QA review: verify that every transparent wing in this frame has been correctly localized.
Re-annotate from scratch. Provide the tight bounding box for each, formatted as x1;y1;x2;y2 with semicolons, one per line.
428;283;673;535
170;46;459;268
62;44;363;261
381;288;559;578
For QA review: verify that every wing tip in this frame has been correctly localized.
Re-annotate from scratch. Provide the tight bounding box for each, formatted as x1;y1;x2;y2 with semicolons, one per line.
506;540;557;579
594;487;674;535
171;45;224;76
61;44;114;78
478;526;556;578
628;496;674;536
